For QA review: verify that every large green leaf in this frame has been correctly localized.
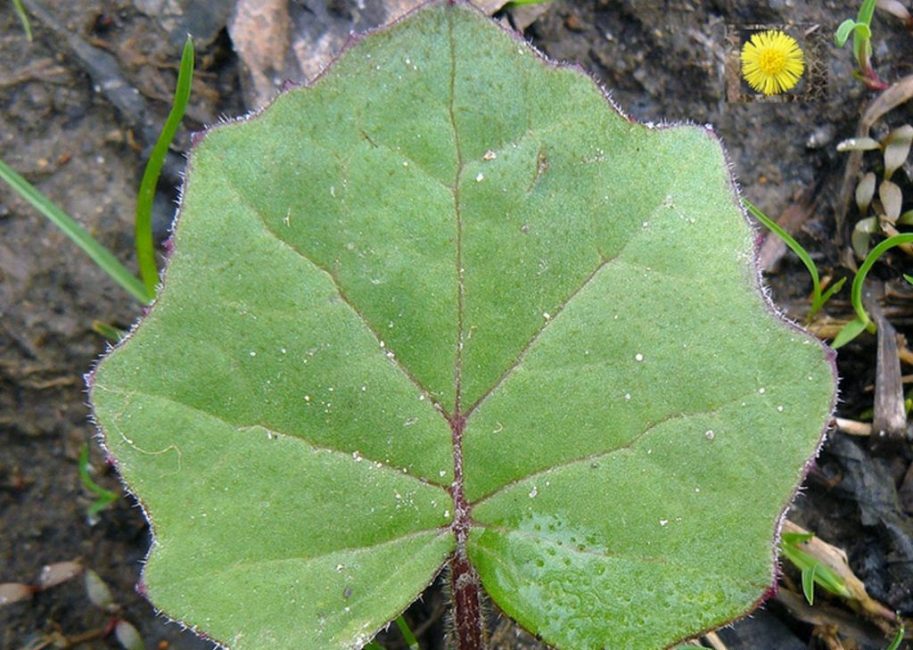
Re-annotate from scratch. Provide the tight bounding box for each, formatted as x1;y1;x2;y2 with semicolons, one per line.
90;2;835;649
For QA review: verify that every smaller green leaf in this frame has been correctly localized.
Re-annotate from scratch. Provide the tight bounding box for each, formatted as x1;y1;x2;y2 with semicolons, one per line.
832;317;869;349
835;19;858;47
883;125;913;181
904;273;913;285
857;0;877;27
801;563;818;605
879;180;903;222
853;22;872;41
782;531;814;544
816;277;847;313
855;171;877;214
851;216;879;260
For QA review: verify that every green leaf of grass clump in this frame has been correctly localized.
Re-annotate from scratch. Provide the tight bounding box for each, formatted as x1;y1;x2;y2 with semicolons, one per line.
90;2;836;648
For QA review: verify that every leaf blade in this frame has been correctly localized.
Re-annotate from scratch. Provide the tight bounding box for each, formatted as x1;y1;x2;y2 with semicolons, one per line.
91;3;836;649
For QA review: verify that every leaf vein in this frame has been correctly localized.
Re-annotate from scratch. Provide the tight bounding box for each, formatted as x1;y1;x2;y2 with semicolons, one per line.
227;184;449;420
463;252;616;418
101;385;450;490
469;387;770;506
167;528;452;587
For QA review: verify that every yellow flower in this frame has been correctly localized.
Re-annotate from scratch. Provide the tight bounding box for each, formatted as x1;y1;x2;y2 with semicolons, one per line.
740;30;805;95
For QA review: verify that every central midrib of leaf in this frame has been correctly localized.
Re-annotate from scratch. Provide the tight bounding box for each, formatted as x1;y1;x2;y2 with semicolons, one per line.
446;8;470;552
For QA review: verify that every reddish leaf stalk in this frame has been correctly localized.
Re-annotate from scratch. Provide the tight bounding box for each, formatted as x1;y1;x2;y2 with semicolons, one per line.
449;413;485;650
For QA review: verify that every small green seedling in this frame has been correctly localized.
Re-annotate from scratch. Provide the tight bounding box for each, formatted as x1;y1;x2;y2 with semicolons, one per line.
10;0;31;41
77;444;119;522
779;531;850;605
135;36;194;296
0;37;196;306
90;3;835;649
833;233;913;348
836;0;889;90
744;200;845;320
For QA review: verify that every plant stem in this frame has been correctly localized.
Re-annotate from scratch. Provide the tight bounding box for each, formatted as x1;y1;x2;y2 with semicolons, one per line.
449;552;485;650
449;413;485;650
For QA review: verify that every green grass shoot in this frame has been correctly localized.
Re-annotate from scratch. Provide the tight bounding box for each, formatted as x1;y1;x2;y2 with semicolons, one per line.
836;0;875;63
361;616;420;650
780;531;850;605
11;0;32;41
135;36;195;296
0;158;153;303
91;320;126;342
395;616;420;650
885;623;905;650
744;200;845;320
78;444;119;519
833;232;913;348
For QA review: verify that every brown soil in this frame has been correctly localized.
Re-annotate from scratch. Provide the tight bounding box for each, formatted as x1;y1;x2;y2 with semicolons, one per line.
1;1;912;649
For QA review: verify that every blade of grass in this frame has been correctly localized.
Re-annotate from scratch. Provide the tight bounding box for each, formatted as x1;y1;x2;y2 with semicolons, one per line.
11;0;32;41
849;233;913;324
744;200;842;318
885;623;905;650
91;320;125;342
78;444;118;518
135;36;194;295
0;158;152;303
833;232;913;348
780;533;850;601
395;615;420;650
801;563;818;605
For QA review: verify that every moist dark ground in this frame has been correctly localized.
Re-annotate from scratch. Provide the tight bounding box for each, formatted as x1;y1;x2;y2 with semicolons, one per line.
1;1;912;649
